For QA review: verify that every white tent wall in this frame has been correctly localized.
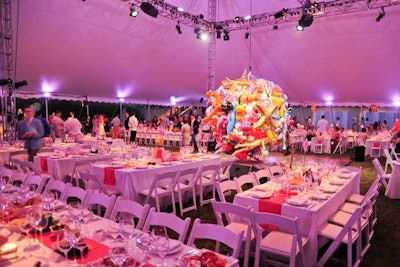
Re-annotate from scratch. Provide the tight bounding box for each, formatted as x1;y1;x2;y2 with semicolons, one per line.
10;0;400;107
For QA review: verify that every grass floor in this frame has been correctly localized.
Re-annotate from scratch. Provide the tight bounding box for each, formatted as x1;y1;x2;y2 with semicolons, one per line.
170;150;400;266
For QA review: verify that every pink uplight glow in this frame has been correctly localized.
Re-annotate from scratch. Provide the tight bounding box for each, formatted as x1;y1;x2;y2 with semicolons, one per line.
116;86;132;99
41;79;59;93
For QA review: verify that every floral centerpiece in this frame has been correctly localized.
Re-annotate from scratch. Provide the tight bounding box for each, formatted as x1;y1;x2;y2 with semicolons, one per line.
203;69;289;160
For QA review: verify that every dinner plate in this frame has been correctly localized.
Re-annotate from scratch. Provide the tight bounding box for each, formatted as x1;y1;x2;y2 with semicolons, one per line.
329;178;345;185
178;249;238;267
248;190;273;199
150;239;182;255
161;162;174;165
135;165;149;169
320;186;337;193
286;196;309;206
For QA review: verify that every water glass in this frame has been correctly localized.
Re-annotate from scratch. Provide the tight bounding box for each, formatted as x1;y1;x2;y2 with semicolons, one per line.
136;232;152;264
109;239;128;267
152;226;170;266
57;233;72;257
119;217;136;240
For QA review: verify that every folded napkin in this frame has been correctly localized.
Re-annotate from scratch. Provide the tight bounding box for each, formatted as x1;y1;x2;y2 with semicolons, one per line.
248;190;273;199
329;178;345;185
320;185;337;193
0;242;17;256
286;196;308;206
40;156;48;172
104;167;116;186
169;239;182;251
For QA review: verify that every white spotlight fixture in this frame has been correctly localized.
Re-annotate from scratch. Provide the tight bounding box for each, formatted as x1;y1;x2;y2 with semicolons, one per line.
129;5;139;17
244;15;251;20
200;32;208;41
43;92;51;98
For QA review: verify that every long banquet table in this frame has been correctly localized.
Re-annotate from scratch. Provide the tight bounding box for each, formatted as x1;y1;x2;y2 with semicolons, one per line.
0;199;239;267
91;155;222;202
233;166;360;266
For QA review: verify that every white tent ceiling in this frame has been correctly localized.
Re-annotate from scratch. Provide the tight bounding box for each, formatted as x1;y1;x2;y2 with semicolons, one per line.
10;0;400;107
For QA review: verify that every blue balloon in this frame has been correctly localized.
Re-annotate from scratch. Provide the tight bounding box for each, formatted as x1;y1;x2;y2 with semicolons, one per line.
227;106;236;134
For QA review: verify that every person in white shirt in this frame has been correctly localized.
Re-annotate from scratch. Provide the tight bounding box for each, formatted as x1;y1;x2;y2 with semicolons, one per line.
63;111;83;142
50;110;64;140
317;115;329;135
128;112;139;144
111;114;121;139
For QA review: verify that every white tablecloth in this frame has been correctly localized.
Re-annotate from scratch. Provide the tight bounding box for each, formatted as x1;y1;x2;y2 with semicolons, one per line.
233;167;360;266
385;161;400;199
0;148;25;166
91;155;221;202
34;153;115;181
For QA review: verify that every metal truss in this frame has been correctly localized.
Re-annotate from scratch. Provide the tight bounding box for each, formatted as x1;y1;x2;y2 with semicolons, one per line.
125;0;400;32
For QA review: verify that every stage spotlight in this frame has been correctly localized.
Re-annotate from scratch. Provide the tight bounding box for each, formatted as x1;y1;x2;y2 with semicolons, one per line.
245;32;250;39
0;78;12;86
194;28;201;39
376;7;385;22
140;2;158;18
216;30;221;39
129;5;139;17
176;23;182;34
223;30;229;41
274;8;287;19
297;13;314;31
14;80;28;88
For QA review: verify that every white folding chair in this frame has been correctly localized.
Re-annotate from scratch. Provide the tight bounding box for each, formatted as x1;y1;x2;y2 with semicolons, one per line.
212;200;254;267
383;148;395;173
371;158;391;189
370;142;381;157
10;170;28;186
82;190;116;218
216;180;239;203
317;204;367;267
60;186;87;204
219;160;234;182
79;171;121;197
314;138;324;154
389;143;399;160
187;218;244;259
138;170;180;214
253;169;272;185
174;166;200;216
251;211;307;267
268;165;284;178
24;160;53;180
109;196;150;230
43;178;70;199
142;207;191;243
234;173;257;192
24;174;46;193
197;164;220;206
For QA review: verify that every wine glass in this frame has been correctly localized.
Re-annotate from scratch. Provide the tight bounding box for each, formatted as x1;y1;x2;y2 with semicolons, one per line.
57;233;72;258
119;217;136;241
42;192;55;211
68;202;84;223
151;226;170;266
35;215;49;244
109;239;128;267
19;221;34;250
26;205;43;244
65;223;84;263
136;231;152;264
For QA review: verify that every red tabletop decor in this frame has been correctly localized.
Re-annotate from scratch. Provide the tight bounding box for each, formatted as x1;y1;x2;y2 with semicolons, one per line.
104;167;116;186
40;156;48;172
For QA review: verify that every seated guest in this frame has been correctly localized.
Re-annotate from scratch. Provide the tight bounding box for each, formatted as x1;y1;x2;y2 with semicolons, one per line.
357;128;368;146
395;132;400;154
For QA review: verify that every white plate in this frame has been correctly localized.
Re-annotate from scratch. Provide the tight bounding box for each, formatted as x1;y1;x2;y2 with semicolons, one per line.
161;162;174;165
135;165;149;169
248;190;273;199
286;196;309;206
181;159;193;162
329;179;345;185
150;239;182;255
321;186;337;193
185;249;239;267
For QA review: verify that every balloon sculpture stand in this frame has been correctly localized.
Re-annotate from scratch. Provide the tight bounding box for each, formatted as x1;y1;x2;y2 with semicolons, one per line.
203;69;290;160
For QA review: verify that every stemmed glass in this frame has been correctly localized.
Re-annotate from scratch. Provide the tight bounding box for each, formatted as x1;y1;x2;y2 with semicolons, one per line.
136;231;152;264
42;192;55;212
35;215;49;244
26;205;43;245
18;220;34;251
151;226;170;266
65;223;85;264
109;239;128;267
57;233;72;258
68;202;84;223
119;217;136;241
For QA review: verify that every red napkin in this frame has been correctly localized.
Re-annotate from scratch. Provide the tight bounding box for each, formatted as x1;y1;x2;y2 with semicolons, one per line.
40;233;109;264
373;142;380;148
40;156;48;172
259;193;288;229
104;167;116;186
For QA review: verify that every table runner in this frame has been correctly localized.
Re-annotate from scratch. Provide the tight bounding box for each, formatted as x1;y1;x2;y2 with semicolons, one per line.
39;232;109;264
104;167;116;186
40;156;48;172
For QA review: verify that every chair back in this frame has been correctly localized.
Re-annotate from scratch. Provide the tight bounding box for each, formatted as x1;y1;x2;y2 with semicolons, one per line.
142;207;191;243
83;191;116;218
251;211;305;267
25;174;46;193
43;178;70;199
211;199;252;227
187;218;244;259
253;169;271;185
60;185;87;204
216;180;238;203
372;158;389;188
10;170;28;186
219;160;234;181
178;166;200;185
268;165;284;177
109;196;150;230
234;173;257;192
199;163;220;182
79;171;102;191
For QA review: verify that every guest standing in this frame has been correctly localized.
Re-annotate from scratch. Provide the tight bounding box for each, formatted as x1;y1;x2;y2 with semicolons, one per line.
128;112;139;144
190;114;199;153
18;107;44;161
98;114;106;139
111;114;121;139
64;111;83;142
317;115;329;135
84;115;92;135
50;110;64;140
181;119;191;146
35;111;50;137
